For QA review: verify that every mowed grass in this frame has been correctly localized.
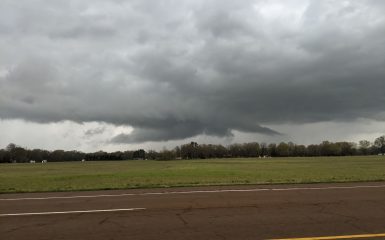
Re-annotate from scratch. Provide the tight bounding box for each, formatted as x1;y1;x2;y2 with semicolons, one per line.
1;156;385;193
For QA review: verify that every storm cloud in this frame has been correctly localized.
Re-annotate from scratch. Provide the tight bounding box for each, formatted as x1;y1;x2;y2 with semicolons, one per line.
0;0;384;144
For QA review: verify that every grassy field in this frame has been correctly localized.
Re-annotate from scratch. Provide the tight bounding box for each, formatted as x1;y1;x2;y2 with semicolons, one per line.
1;156;384;193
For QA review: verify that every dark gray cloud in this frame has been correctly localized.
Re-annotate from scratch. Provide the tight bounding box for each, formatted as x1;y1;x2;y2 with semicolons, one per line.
84;126;106;137
0;0;384;143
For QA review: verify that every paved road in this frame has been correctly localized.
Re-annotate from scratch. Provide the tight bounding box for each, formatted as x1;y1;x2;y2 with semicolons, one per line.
1;182;385;240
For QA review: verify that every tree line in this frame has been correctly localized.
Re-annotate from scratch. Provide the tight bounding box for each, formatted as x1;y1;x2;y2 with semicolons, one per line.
0;136;384;163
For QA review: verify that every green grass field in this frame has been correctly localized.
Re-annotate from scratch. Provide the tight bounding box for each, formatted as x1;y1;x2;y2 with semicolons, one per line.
1;156;384;193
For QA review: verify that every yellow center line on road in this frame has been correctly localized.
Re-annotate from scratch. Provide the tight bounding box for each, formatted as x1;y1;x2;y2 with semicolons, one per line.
269;233;385;240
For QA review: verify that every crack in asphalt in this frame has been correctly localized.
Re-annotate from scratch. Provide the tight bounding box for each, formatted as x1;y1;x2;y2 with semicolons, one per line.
99;216;110;225
106;219;126;228
176;212;188;226
175;205;194;227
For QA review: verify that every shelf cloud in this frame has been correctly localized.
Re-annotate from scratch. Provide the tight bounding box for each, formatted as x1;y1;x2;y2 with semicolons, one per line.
0;0;384;144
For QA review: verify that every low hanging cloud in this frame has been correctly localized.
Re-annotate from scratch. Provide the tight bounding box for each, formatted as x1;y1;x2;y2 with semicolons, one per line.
0;0;384;143
84;126;107;137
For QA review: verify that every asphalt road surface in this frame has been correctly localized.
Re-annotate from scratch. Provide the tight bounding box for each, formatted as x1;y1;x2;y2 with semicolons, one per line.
1;182;385;240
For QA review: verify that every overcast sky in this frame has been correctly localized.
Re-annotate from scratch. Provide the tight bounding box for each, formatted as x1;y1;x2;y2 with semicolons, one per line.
1;0;384;152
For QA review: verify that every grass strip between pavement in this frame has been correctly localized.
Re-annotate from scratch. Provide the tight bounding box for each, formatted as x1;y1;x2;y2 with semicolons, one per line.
1;156;385;193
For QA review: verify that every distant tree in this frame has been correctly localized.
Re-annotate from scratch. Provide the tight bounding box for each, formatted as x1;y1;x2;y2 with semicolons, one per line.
6;143;16;151
13;147;29;162
89;151;109;161
50;150;65;162
146;150;158;160
4;137;385;164
260;143;268;156
374;136;385;154
215;144;228;158
359;140;371;155
276;142;289;157
174;146;181;159
243;142;260;157
28;149;44;162
4;144;29;163
181;142;199;159
105;151;121;161
6;143;17;162
336;142;356;156
267;143;277;157
122;151;134;160
133;149;146;159
293;145;306;157
158;148;176;160
228;144;244;157
181;144;189;159
306;144;320;156
0;149;11;163
287;142;296;156
197;144;209;159
320;141;341;156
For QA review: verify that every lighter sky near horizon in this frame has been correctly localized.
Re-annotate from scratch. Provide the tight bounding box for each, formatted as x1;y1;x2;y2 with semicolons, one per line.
0;0;384;152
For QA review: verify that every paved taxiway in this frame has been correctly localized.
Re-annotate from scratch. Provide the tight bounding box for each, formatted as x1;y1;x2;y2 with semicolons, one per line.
1;182;385;240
